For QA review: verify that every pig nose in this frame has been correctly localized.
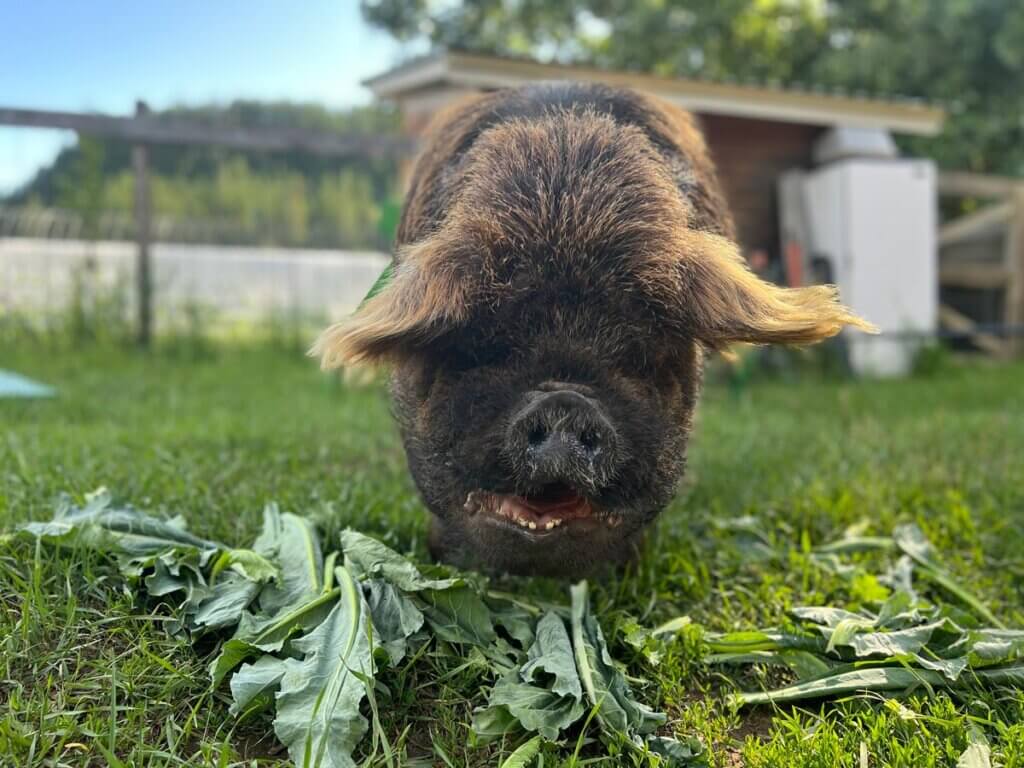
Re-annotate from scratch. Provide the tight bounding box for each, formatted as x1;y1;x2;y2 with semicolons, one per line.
507;389;617;487
525;391;605;457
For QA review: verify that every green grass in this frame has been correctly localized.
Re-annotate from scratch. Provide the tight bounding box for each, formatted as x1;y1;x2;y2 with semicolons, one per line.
1;341;1023;767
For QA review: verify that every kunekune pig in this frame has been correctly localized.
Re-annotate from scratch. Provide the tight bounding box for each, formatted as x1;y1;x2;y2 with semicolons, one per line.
315;82;873;578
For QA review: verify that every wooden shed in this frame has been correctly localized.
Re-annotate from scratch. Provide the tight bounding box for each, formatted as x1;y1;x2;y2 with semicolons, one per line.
364;49;944;261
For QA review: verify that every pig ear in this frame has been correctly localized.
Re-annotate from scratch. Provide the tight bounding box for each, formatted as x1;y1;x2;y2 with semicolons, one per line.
673;230;876;349
311;237;472;368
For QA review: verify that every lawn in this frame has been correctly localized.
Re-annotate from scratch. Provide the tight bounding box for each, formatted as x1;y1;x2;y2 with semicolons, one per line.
1;340;1022;767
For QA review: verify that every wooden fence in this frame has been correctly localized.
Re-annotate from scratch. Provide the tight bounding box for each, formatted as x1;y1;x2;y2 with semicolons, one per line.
0;104;415;345
938;172;1024;357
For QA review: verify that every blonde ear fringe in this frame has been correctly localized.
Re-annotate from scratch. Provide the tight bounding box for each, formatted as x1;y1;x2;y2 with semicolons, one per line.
309;302;406;370
679;231;878;349
310;252;470;370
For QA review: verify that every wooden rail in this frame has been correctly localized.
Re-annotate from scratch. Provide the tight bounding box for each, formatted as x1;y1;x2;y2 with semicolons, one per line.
0;106;417;158
938;172;1023;199
938;202;1012;247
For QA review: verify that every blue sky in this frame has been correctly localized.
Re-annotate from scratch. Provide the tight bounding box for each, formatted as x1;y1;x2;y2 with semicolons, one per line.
0;1;423;193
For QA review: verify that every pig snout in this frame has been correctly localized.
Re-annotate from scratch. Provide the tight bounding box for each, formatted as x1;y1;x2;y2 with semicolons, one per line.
505;386;619;491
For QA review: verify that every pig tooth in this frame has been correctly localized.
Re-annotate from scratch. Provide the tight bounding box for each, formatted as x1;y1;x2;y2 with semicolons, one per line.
518;518;530;528
545;521;555;530
528;521;537;530
552;519;561;527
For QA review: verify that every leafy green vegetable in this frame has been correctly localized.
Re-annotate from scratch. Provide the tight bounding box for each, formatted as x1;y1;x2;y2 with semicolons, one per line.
488;599;538;650
17;489;275;639
958;727;992;768
647;735;706;765
19;488;217;555
341;529;458;592
185;573;262;633
483;673;586;742
357;260;394;310
229;654;286;718
814;523;1007;628
475;612;585;741
211;586;341;685
363;578;424;665
498;735;542;768
701;527;1022;707
522;612;584;698
254;504;324;615
210;546;281;584
273;566;376;768
15;492;705;766
622;616;666;665
570;582;665;738
420;585;498;647
470;704;522;742
733;664;1024;706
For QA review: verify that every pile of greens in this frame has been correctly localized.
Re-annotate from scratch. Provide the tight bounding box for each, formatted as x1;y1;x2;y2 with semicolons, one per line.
14;489;701;768
702;524;1024;706
706;593;1024;706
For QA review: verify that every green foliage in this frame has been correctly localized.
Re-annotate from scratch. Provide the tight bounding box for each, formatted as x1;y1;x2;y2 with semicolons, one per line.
56;136;107;239
61;259;134;345
362;0;1024;177
911;342;955;379
7;101;401;249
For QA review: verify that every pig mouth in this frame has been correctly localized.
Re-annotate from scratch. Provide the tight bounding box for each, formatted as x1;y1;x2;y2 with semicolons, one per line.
463;483;622;536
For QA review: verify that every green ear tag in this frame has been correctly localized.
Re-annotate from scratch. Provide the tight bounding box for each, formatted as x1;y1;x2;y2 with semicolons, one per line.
358;260;394;310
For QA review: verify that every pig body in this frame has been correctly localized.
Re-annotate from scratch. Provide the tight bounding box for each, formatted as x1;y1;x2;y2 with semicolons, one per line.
316;83;871;577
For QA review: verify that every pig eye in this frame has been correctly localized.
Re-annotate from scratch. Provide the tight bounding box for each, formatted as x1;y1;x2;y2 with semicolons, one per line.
438;337;511;372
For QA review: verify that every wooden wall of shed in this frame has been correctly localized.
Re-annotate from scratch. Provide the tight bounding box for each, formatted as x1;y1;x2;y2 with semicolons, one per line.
697;114;822;257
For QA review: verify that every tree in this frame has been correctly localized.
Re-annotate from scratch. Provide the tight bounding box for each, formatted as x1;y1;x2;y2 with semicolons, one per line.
361;0;1024;176
56;135;107;240
7;102;401;249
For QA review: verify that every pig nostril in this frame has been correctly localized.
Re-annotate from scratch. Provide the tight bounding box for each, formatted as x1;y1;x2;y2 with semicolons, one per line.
527;425;547;448
579;429;600;453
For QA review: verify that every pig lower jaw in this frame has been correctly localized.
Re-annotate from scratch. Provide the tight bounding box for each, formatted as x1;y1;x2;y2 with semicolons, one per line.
462;489;624;535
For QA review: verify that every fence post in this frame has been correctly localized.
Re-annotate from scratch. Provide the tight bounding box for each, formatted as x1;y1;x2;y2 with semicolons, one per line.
1008;186;1024;356
132;101;153;346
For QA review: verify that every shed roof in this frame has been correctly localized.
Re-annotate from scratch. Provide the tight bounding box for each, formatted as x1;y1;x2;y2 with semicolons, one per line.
365;49;944;137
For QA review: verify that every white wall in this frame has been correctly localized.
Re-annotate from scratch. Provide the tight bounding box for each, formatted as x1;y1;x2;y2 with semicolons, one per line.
798;159;937;376
0;238;390;329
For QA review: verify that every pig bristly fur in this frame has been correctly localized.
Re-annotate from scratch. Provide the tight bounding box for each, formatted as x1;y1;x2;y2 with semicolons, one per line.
313;82;873;578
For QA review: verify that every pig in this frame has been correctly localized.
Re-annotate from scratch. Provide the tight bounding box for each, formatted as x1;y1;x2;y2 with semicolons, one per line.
314;83;872;578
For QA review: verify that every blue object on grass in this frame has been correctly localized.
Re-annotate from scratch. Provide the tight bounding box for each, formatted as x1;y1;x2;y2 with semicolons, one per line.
0;370;56;398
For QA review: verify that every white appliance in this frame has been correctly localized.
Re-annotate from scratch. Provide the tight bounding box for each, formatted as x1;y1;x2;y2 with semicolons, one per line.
779;158;937;376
